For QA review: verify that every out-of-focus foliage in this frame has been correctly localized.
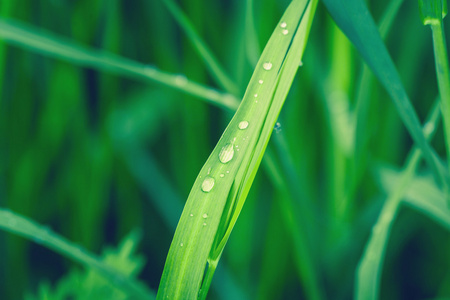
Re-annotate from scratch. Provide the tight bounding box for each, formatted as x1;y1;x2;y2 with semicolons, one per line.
0;0;449;299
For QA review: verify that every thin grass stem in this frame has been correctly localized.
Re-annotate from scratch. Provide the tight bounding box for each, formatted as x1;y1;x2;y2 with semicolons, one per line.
0;18;239;111
355;99;441;300
161;0;240;95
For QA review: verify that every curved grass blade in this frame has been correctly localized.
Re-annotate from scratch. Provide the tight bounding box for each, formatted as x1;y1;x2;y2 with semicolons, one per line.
419;0;450;205
161;0;240;95
0;18;239;111
356;100;441;300
378;167;450;231
321;0;449;189
156;0;317;299
0;208;155;300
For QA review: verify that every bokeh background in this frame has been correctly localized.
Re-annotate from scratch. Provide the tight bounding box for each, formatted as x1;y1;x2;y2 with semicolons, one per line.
1;0;450;299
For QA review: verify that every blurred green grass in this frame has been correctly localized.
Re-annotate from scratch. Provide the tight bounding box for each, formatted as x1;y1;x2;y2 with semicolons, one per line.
0;0;449;299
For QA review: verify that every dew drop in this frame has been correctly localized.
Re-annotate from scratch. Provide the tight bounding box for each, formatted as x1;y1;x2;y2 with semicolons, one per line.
219;142;235;163
254;94;258;98
226;171;230;174
180;242;184;247
263;62;272;70
282;29;289;35
280;21;287;28
201;176;215;192
190;213;194;217
220;174;225;178
239;121;249;130
202;213;208;219
258;79;263;84
203;223;207;226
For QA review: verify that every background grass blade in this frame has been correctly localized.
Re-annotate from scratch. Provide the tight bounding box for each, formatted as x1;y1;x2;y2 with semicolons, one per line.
419;0;450;199
161;0;240;95
378;168;450;231
0;208;155;300
2;0;450;298
320;0;449;188
0;18;239;111
356;100;441;300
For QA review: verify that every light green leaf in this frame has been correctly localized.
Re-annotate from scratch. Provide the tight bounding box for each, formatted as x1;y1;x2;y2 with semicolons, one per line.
156;0;318;299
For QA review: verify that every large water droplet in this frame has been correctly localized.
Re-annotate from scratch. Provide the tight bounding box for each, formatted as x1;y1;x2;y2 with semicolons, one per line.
201;176;215;192
239;121;249;130
263;62;272;70
219;142;235;163
280;22;287;28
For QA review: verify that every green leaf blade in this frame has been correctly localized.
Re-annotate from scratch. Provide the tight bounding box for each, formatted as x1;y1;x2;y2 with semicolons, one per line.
321;0;449;188
156;0;315;298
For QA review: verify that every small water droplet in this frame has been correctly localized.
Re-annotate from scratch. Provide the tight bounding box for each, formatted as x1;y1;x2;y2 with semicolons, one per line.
201;176;215;192
190;213;194;217
258;79;263;84
220;174;225;178
274;122;282;133
226;171;230;174
180;242;184;247
282;29;288;35
207;167;211;174
219;142;235;163
263;62;272;70
203;223;207;226
254;94;258;97
299;61;303;67
280;22;287;28
238;121;249;130
202;213;208;219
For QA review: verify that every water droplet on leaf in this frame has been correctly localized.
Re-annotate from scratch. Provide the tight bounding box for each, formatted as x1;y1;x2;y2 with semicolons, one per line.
219;142;235;163
201;176;215;192
263;62;272;70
